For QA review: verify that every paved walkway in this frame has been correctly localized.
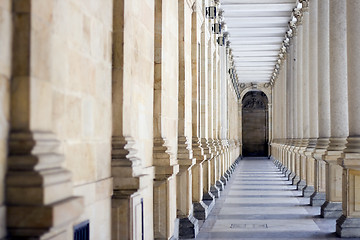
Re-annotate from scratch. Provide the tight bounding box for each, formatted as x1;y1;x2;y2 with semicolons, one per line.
193;157;354;240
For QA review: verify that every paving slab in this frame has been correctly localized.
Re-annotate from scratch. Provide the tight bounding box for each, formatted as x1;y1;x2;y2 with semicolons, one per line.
187;157;358;240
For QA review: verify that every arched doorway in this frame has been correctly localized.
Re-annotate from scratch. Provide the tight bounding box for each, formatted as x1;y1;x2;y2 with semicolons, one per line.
242;91;269;157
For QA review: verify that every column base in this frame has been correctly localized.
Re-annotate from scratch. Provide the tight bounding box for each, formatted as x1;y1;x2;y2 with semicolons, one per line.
210;185;221;198
297;180;306;192
321;201;342;218
292;175;300;186
179;214;199;239
202;192;215;215
274;160;280;167
289;171;295;181
283;168;290;179
336;215;360;238
310;191;326;206
193;201;208;220
216;180;225;191
220;175;228;185
223;172;230;181
302;185;315;198
226;169;231;177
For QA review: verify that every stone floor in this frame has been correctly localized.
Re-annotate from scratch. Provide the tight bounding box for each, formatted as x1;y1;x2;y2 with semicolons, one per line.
190;157;358;240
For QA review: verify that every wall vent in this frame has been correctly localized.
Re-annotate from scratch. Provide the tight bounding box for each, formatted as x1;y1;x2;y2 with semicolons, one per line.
74;220;90;240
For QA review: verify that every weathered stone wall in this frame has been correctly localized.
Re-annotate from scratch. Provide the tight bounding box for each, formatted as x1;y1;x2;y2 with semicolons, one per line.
0;1;11;238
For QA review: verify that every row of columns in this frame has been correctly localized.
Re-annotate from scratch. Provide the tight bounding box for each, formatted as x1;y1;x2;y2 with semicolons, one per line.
117;0;242;239
272;0;360;237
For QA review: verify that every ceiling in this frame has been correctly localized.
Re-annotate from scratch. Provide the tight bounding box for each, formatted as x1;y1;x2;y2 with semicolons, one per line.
220;0;297;83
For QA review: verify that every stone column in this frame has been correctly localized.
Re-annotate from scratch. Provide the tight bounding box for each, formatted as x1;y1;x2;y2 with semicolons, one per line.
6;2;83;238
208;37;220;199
284;45;294;178
336;0;360;237
310;0;330;207
292;21;303;187
298;2;310;192
214;46;225;192
289;35;299;182
280;60;287;164
284;42;293;178
321;0;349;218
303;0;318;198
152;1;180;238
199;22;216;215
177;1;198;237
278;63;285;162
191;4;209;223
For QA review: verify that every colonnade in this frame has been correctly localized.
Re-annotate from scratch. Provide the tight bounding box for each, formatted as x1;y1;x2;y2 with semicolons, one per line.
1;0;241;239
271;0;360;237
112;1;242;239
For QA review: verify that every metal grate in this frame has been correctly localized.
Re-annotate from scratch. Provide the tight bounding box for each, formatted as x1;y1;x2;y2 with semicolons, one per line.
74;220;89;240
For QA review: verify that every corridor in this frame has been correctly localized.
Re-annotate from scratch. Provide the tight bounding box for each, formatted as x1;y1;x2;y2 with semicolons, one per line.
193;158;353;240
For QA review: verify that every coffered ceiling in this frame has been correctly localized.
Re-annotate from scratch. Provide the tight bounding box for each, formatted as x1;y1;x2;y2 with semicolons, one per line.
221;0;297;83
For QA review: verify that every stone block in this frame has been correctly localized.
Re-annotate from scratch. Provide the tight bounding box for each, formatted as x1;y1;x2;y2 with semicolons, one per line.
216;180;224;191
336;215;360;238
303;185;315;197
193;201;208;220
297;180;306;192
291;174;300;185
310;191;326;206
179;214;199;239
321;201;342;218
210;185;220;198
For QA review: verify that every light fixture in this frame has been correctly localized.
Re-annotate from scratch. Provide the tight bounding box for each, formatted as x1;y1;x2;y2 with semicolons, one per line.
206;6;217;19
217;36;225;46
212;23;221;34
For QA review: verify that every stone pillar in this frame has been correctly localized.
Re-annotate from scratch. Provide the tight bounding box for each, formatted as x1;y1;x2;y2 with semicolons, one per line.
298;2;310;192
199;22;216;216
268;102;273;158
207;37;220;199
191;3;209;223
152;1;180;238
6;2;83;238
289;35;298;182
213;44;225;192
280;59;287;164
303;0;318;198
336;0;360;237
285;44;294;177
310;0;330;207
321;0;348;219
292;21;303;187
176;1;199;237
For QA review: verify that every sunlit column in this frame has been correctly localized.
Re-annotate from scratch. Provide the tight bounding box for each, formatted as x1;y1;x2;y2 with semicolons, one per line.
321;0;348;218
336;0;360;237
